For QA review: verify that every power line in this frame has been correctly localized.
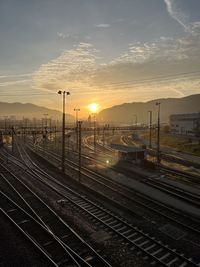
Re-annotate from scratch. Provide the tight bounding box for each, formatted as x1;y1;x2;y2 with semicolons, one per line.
0;70;200;96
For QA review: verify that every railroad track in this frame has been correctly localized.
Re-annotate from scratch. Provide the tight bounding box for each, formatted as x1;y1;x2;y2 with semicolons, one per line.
143;178;200;208
118;135;200;187
159;165;200;184
82;135;114;157
121;135;134;146
0;191;83;267
0;156;112;267
26;143;200;233
2;146;200;266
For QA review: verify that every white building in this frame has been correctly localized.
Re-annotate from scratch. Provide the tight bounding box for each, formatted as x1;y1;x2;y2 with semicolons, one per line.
170;113;200;136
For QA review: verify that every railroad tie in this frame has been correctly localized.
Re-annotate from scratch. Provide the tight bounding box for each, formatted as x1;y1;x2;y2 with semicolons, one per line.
7;208;17;213
151;248;163;256
18;219;30;225
158;252;170;261
166;257;179;266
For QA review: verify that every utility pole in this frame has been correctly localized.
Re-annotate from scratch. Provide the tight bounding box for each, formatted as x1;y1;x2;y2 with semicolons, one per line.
156;102;161;164
43;114;48;156
58;90;70;173
102;127;105;149
11;126;14;153
74;108;80;150
67;134;71;154
148;111;152;149
49;117;52;140
78;121;82;182
92;113;96;152
54;125;57;150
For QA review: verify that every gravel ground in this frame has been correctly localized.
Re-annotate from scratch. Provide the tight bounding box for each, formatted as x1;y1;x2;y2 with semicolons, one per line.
1;145;200;266
0;212;53;267
27;149;200;263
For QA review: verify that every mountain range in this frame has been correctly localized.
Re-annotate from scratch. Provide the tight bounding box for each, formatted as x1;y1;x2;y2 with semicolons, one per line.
98;94;200;124
0;102;74;121
1;94;200;124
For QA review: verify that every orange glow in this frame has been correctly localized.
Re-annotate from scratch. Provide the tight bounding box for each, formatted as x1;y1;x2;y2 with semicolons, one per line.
88;103;99;113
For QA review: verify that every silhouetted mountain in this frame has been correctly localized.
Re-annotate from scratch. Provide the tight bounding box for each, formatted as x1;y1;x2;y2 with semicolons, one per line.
0;102;74;121
98;94;200;124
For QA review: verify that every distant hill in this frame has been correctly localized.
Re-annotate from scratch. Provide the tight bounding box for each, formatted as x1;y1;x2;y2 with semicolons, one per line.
0;102;74;121
98;94;200;124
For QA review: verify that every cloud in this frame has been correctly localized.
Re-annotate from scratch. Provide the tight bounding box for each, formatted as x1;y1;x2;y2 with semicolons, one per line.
0;79;31;87
164;0;200;34
57;32;66;39
0;73;32;87
95;23;110;28
191;21;200;29
111;34;200;64
32;42;100;92
32;35;200;107
164;0;191;32
0;73;32;79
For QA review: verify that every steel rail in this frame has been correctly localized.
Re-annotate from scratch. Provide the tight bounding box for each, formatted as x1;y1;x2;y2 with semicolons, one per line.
0;191;82;267
0;154;112;267
5;145;200;266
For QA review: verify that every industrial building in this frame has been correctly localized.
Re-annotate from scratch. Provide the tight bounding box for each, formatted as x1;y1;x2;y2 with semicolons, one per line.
170;113;200;136
111;144;146;162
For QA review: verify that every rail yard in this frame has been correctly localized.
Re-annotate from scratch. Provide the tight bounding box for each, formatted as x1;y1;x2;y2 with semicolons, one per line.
0;128;200;267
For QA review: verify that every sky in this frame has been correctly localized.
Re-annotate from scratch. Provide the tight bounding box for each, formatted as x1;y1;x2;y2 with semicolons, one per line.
0;0;200;117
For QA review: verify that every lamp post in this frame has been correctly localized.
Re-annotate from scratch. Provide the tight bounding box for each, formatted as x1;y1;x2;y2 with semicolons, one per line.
74;108;80;150
92;113;96;152
43;113;48;155
148;111;152;149
78;120;82;182
156;102;161;164
66;134;71;154
102;126;105;149
58;90;70;173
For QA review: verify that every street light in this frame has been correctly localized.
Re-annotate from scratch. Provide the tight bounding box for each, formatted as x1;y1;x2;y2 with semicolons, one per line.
74;108;80;150
78;120;82;182
92;113;96;152
148;111;152;149
58;90;70;173
43;113;48;155
156;102;161;164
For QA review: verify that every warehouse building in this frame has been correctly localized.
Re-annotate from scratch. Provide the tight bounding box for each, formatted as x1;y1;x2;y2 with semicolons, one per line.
170;113;200;136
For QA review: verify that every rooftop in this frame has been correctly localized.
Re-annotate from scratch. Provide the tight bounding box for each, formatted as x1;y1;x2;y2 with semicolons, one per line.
111;144;145;153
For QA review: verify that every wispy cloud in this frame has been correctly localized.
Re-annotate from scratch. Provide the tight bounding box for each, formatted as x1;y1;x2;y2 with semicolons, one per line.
0;73;32;79
112;33;200;64
164;0;191;32
32;34;200;107
95;23;110;28
57;32;66;39
0;79;31;87
33;42;100;92
0;73;32;87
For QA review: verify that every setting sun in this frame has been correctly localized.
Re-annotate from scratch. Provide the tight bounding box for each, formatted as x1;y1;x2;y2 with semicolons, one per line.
88;103;99;113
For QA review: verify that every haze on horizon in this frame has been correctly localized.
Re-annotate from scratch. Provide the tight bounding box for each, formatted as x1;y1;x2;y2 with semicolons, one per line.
0;0;200;117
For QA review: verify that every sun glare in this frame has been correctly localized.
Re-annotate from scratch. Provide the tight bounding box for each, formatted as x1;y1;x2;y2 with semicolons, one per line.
88;103;99;113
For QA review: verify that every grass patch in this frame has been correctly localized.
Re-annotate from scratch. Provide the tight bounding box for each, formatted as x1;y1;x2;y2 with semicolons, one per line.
140;131;200;157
